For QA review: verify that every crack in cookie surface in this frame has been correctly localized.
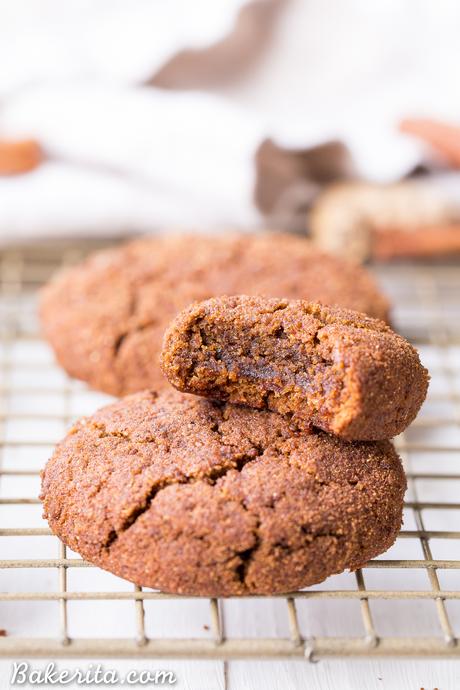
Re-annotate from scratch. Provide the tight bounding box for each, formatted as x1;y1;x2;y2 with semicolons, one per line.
41;390;407;596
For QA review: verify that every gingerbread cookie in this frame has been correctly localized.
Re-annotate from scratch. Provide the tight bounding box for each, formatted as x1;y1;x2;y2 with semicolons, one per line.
41;390;406;596
162;296;428;440
40;233;390;396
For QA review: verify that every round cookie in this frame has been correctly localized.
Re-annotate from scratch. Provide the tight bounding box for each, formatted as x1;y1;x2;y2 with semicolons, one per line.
41;390;406;596
39;233;390;396
161;296;429;441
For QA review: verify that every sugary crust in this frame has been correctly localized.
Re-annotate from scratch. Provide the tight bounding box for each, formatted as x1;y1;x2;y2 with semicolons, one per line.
41;390;406;596
161;296;429;440
39;233;390;396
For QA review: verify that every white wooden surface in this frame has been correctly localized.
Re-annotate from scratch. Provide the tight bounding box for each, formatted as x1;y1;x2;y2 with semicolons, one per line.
1;657;460;689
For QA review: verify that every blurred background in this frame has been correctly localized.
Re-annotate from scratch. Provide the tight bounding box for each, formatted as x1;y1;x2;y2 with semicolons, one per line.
1;0;460;262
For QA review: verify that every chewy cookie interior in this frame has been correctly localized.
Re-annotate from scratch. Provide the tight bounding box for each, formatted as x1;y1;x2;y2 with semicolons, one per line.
162;295;428;440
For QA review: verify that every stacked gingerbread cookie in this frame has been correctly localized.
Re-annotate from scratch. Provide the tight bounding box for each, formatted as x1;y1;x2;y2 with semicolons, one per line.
40;234;428;596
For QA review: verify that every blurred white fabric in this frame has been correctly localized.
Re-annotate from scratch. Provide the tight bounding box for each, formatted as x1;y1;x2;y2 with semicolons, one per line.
1;0;460;241
0;0;248;90
0;85;264;237
227;0;460;178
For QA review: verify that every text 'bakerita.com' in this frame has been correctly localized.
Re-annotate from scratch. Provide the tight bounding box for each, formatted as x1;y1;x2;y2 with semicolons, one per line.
10;662;177;685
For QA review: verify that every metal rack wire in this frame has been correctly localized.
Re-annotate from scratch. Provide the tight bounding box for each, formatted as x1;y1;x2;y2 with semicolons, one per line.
0;240;459;659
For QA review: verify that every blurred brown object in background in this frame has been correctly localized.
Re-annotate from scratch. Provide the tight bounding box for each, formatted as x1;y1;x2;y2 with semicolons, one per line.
310;180;460;262
150;0;286;90
255;139;354;232
400;118;460;168
373;224;460;260
0;138;42;175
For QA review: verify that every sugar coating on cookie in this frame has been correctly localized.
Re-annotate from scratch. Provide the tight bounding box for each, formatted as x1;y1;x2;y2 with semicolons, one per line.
39;233;390;396
161;296;429;441
41;390;406;596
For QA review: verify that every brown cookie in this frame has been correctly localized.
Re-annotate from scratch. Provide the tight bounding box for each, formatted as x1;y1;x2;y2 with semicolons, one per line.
39;233;390;396
41;390;406;596
161;296;429;441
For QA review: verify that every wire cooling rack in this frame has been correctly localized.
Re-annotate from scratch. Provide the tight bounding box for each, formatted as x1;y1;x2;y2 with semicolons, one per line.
0;239;459;660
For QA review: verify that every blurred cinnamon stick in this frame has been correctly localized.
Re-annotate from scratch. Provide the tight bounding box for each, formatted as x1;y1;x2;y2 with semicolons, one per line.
373;224;460;260
0;139;42;175
400;118;460;169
